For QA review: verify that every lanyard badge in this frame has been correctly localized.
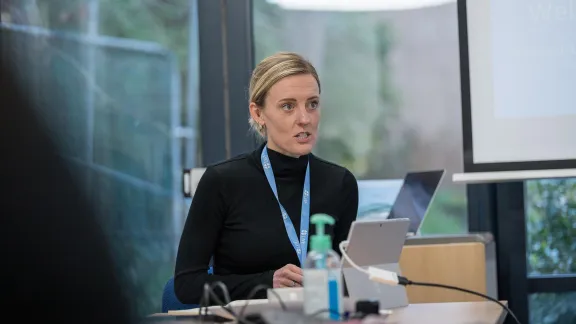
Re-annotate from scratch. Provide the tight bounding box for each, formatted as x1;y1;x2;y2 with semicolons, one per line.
261;147;310;265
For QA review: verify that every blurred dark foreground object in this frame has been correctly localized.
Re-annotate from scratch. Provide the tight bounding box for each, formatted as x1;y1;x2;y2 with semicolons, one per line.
0;51;132;322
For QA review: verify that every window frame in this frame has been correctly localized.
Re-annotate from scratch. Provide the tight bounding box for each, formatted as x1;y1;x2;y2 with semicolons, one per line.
197;0;257;166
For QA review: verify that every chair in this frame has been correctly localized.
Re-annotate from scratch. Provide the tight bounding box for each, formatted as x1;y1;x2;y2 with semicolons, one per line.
162;266;214;312
400;234;496;303
162;277;196;312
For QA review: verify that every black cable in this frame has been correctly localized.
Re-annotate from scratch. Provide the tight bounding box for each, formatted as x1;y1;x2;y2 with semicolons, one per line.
399;277;521;324
239;284;287;320
200;282;284;324
200;283;210;319
211;281;232;305
199;282;237;323
207;290;237;318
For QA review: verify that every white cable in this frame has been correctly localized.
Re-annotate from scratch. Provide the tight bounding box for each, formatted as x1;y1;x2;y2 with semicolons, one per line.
339;241;369;275
339;240;400;286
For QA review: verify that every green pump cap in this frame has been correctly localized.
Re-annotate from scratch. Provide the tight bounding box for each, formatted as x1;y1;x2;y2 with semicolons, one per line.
310;213;335;253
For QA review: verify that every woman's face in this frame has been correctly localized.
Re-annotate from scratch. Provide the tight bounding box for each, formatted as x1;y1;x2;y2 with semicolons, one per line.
250;74;321;157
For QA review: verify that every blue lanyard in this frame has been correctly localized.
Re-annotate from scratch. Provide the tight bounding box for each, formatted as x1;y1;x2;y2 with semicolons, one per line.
261;147;310;265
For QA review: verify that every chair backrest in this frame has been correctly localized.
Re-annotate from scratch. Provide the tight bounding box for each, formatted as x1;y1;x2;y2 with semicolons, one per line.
162;266;214;312
400;241;489;303
161;277;196;312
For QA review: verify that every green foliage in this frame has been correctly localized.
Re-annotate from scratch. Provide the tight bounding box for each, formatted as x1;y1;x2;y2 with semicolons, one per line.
530;292;576;324
315;137;355;167
526;179;576;323
526;179;576;274
420;189;467;234
362;23;412;179
254;0;405;178
252;0;284;59
98;0;189;64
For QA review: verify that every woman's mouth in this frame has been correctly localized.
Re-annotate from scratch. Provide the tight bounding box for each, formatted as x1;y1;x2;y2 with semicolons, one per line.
294;132;312;143
295;132;310;139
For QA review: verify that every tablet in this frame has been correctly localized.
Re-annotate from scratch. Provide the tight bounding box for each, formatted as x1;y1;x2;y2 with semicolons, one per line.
342;218;411;310
344;218;410;267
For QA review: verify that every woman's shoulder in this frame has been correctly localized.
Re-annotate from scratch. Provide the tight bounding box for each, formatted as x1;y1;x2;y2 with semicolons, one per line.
311;155;356;183
193;152;260;198
205;152;254;176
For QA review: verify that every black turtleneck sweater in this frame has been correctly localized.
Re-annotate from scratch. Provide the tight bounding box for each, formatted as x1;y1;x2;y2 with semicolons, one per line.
174;144;359;304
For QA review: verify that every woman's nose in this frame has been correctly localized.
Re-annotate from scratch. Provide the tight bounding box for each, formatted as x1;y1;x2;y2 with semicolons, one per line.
296;106;311;124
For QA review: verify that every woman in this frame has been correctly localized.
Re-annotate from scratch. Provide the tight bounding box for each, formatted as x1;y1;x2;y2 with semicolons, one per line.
174;52;359;304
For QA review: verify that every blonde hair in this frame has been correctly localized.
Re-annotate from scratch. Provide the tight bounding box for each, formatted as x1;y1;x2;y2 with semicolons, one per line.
249;52;321;139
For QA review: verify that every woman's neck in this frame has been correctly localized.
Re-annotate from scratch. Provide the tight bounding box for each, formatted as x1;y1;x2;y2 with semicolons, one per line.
266;141;300;158
262;142;308;177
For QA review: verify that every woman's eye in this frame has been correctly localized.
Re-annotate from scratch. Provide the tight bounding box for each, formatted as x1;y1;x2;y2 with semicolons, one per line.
309;101;319;109
281;103;293;110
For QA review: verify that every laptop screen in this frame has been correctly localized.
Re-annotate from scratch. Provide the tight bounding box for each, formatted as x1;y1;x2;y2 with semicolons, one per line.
386;170;445;233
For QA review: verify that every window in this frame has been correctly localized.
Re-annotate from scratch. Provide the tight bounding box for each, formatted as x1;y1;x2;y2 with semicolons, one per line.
530;292;576;324
1;0;199;316
526;179;576;323
526;179;576;275
253;0;467;234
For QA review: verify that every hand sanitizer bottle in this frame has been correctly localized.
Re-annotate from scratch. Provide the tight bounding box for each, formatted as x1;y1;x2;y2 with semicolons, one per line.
303;214;343;320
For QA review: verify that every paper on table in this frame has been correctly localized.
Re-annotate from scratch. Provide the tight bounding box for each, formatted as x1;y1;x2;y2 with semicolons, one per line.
167;299;269;318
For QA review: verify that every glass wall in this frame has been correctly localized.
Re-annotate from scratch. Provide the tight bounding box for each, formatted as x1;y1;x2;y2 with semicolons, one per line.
253;0;467;234
1;0;199;316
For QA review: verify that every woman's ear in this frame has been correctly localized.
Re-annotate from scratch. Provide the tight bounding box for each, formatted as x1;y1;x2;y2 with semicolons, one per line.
249;102;264;125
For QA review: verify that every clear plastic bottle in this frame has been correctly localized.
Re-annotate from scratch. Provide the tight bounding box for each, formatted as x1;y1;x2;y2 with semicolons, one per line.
303;214;343;320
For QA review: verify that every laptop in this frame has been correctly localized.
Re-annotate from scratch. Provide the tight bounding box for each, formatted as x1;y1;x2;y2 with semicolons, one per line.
385;170;446;235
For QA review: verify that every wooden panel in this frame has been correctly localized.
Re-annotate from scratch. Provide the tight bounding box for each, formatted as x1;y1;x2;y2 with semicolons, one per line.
399;242;487;303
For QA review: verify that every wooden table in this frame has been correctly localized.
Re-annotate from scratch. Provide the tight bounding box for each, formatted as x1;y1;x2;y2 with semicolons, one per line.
385;301;507;324
145;301;508;324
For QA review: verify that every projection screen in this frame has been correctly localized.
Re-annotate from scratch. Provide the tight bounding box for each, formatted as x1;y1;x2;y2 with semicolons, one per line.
458;0;576;173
